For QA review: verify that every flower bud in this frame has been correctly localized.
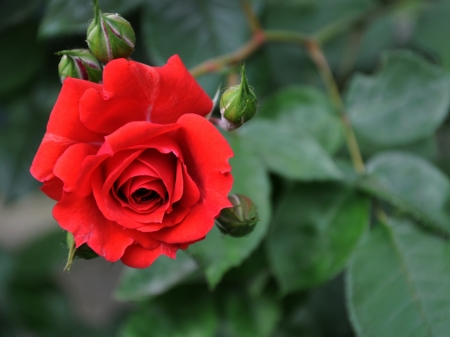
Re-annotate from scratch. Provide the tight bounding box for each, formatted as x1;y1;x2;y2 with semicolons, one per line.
219;65;258;130
64;232;98;271
216;194;259;237
86;0;136;63
57;49;102;83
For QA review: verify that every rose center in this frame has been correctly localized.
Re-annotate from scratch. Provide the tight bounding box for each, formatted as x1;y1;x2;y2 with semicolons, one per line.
132;188;157;203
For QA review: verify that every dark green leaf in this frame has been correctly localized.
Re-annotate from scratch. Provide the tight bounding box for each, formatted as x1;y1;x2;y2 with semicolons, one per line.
263;0;371;87
0;0;41;32
266;184;370;294
39;0;142;38
263;0;371;33
357;135;439;161
240;119;342;180
412;1;450;71
115;251;198;301
119;286;218;337
222;292;281;337
0;249;13;313
11;230;67;282
347;218;450;337
0;21;44;98
141;0;248;95
0;78;59;200
353;12;399;72
274;275;354;337
258;86;344;154
360;151;450;235
346;51;450;147
142;0;248;67
188;135;271;289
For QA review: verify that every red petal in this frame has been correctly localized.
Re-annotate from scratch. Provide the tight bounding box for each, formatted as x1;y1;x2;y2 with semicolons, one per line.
137;150;177;206
175;161;200;209
30;78;103;183
123;229;161;250
151;55;213;124
53;193;133;262
151;114;233;243
100;122;180;156
53;143;97;193
121;243;178;268
79;59;159;134
79;57;212;134
40;178;63;201
136;206;190;232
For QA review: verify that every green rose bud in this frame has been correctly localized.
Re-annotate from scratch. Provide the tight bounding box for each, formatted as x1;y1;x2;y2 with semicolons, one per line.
57;49;102;83
216;194;259;237
64;232;98;271
86;0;136;63
219;64;258;130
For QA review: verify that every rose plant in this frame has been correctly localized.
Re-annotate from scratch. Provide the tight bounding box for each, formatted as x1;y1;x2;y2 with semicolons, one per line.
4;0;450;335
30;55;233;268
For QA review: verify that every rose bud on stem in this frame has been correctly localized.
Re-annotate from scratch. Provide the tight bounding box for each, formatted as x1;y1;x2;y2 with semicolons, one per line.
56;49;102;83
87;0;136;63
218;64;258;130
216;194;259;237
64;232;98;271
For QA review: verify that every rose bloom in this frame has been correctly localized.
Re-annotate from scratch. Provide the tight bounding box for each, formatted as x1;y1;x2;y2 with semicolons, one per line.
30;55;233;268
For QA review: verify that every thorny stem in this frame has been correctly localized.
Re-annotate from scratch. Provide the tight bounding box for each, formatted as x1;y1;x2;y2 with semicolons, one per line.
190;2;374;174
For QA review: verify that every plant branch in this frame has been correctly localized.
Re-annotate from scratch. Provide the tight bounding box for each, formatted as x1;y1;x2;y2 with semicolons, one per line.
190;34;266;78
189;5;379;174
305;40;365;174
241;0;263;35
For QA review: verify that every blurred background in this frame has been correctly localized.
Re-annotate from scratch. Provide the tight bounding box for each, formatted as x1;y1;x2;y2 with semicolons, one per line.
1;0;450;336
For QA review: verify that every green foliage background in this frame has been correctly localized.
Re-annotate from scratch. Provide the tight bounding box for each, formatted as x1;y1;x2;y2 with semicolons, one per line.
2;0;450;336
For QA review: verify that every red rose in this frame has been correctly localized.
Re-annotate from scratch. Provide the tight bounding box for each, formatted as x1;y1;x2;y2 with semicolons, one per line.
30;55;233;268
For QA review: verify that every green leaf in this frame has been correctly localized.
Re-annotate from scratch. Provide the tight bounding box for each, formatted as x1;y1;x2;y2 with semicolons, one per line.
266;183;370;295
258;86;344;154
188;135;271;289
115;251;198;301
240;119;342;181
360;151;450;235
119;286;218;337
347;218;450;337
346;51;450;147
222;292;281;337
39;0;142;38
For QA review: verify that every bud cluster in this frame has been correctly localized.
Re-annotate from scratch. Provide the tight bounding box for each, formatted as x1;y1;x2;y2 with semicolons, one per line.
56;0;136;83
